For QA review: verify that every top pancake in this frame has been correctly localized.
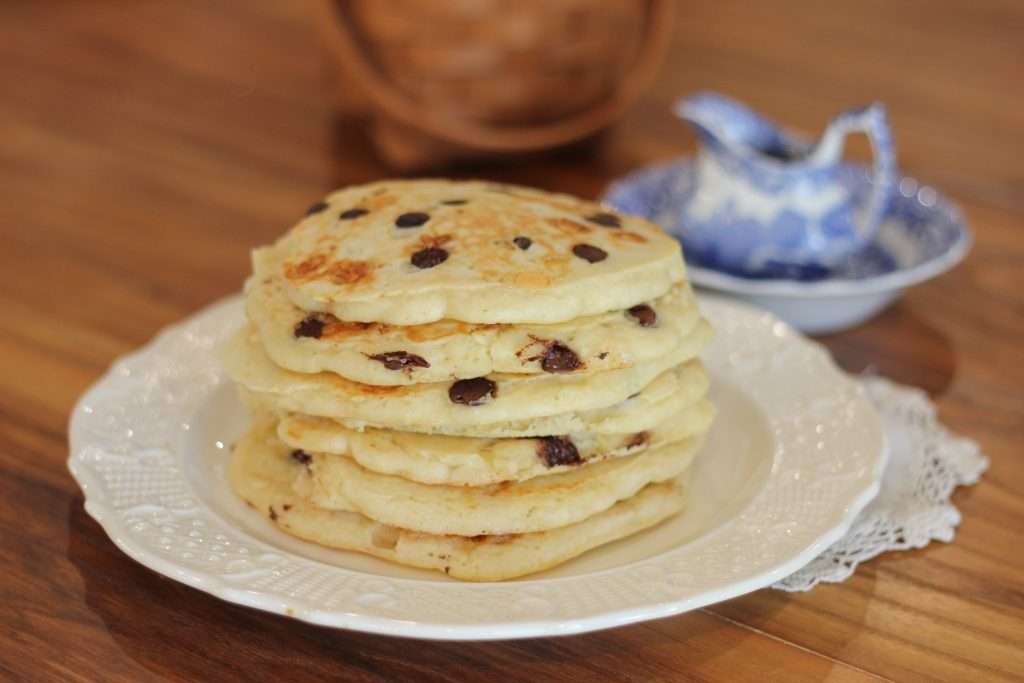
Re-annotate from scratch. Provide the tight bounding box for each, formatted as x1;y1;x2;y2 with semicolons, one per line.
269;179;686;325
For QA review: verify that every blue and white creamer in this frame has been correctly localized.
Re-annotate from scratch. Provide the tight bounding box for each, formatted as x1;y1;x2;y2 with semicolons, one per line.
672;92;896;277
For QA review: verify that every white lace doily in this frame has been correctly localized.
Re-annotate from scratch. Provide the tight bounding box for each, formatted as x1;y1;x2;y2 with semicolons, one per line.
774;375;989;591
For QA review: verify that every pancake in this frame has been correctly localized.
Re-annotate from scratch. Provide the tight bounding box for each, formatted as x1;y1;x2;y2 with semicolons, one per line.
268;179;686;325
237;355;709;438
248;249;701;385
295;431;700;537
229;420;688;581
223;320;712;435
277;399;715;486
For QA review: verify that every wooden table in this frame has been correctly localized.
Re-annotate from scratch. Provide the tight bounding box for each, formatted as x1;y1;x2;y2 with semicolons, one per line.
2;2;1021;681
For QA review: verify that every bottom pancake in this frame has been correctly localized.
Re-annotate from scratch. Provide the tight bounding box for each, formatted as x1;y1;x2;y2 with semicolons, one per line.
229;419;688;581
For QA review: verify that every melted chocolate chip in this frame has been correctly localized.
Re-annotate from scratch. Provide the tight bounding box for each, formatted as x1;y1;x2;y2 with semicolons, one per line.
367;351;430;371
294;315;325;339
411;247;449;269
448;377;496;405
339;208;368;220
395;211;430;228
625;431;650;449
306;200;329;215
627;304;657;327
283;504;293;511
585;212;622;228
572;243;607;263
268;505;279;521
537;436;582;468
441;199;467;205
513;236;532;250
290;449;312;466
540;342;582;373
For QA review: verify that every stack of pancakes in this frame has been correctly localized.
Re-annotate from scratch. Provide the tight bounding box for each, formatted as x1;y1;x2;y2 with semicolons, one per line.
224;180;714;581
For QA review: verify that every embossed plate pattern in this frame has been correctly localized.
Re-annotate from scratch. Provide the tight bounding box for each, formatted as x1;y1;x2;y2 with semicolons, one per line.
68;295;885;640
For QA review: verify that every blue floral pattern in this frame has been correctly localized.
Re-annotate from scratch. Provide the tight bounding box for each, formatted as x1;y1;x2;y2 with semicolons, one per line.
668;92;897;276
605;160;968;283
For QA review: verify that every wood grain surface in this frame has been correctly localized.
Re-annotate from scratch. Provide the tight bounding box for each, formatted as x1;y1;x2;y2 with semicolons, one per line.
2;2;1022;681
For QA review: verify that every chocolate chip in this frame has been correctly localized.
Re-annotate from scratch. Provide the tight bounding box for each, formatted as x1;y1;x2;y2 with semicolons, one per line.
367;351;430;371
625;431;650;449
441;199;467;205
294;315;325;339
339;208;368;220
585;212;622;228
572;243;607;263
268;505;278;521
513;236;532;250
306;200;329;216
411;247;448;269
627;304;657;327
537;436;582;468
290;450;312;466
540;342;582;373
448;377;496;405
395;211;430;228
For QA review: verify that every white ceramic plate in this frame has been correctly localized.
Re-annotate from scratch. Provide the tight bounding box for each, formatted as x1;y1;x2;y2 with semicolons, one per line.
68;295;885;640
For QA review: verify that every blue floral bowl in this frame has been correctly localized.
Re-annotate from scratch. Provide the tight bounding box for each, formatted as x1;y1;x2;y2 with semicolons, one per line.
605;160;971;333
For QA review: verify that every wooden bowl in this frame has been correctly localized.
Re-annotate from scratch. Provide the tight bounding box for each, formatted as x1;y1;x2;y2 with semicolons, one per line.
317;0;674;169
